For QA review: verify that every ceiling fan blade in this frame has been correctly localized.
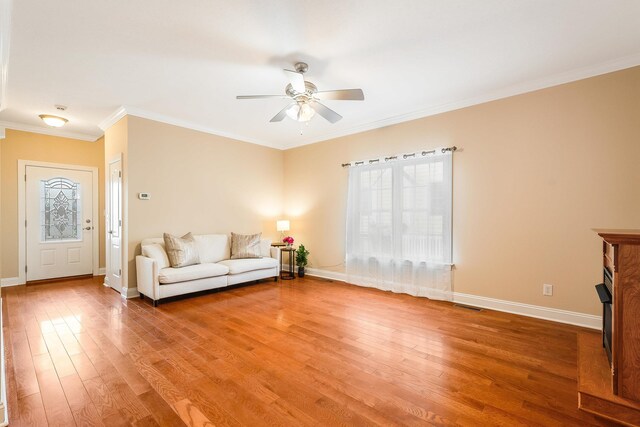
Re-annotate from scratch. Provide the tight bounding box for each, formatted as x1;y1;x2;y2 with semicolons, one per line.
313;101;343;124
270;103;295;122
314;89;364;101
237;95;288;99
284;69;306;93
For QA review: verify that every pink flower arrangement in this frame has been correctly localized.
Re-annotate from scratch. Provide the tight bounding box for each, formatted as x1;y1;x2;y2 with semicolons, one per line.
283;236;294;245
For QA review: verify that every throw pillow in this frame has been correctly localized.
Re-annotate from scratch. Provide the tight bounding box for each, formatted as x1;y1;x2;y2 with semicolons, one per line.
259;238;272;258
230;232;262;259
163;232;200;268
141;243;171;270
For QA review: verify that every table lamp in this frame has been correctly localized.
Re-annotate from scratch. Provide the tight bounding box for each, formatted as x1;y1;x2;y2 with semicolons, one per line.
276;220;290;240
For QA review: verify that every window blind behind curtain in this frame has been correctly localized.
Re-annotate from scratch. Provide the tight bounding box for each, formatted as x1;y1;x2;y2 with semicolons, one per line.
345;151;453;300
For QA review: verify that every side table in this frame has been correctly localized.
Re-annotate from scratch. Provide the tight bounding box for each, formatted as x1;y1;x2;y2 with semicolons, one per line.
280;247;296;280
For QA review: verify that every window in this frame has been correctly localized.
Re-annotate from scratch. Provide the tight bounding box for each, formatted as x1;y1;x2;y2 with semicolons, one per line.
346;152;452;300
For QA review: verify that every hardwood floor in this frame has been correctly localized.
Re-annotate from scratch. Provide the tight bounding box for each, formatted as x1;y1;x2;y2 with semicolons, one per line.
2;276;616;426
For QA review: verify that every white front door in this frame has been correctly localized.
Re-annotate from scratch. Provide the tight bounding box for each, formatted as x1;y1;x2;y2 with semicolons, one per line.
106;158;123;292
26;165;94;281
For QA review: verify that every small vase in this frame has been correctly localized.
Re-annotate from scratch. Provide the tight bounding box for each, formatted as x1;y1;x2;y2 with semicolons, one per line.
298;266;305;278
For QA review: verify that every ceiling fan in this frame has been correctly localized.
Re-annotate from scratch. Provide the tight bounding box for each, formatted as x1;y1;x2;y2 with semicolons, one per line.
236;62;364;124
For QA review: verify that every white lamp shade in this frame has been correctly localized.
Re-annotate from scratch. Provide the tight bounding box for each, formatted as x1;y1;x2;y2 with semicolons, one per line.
285;103;315;122
276;220;290;232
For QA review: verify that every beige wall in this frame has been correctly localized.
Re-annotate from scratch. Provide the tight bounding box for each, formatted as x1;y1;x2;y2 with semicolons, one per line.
0;129;105;278
283;66;640;315
125;116;284;286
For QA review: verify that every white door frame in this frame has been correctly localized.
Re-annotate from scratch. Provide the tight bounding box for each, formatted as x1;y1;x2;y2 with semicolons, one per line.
104;153;122;291
105;153;134;298
18;160;99;284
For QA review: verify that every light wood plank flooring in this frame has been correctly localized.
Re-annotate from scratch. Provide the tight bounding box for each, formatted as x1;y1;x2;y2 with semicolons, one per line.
2;276;614;426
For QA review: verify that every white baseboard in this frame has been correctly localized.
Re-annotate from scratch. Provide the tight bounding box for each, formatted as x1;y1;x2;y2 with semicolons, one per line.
122;287;140;299
305;268;601;330
306;268;347;282
0;277;23;287
452;292;601;330
95;268;106;276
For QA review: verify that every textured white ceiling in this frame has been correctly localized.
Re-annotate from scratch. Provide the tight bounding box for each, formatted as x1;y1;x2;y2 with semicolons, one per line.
1;0;640;148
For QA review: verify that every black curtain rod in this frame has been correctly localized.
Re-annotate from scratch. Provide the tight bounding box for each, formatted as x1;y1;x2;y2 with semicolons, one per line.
341;146;457;167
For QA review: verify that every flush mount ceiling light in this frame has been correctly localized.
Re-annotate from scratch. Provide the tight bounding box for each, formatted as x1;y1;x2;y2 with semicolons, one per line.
39;114;68;127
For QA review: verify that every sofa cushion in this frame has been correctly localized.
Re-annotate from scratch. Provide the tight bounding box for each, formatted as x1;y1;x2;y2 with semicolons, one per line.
217;257;278;275
259;239;272;257
194;234;229;263
158;263;229;284
164;232;200;268
141;243;170;270
230;232;262;259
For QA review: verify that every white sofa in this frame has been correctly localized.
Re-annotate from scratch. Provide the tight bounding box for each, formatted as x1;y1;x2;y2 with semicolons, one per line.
136;234;280;306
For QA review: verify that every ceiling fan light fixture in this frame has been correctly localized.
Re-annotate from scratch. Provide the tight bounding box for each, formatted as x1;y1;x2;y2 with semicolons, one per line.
286;102;315;122
39;114;68;127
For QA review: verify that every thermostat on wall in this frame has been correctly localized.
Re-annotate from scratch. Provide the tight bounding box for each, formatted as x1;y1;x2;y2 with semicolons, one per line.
138;192;150;200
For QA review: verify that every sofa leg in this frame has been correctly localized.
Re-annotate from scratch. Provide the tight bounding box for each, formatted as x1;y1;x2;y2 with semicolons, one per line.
139;293;144;299
274;276;278;282
153;300;159;307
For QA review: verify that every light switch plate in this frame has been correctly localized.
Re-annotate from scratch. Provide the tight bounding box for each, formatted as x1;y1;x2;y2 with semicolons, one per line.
138;192;150;200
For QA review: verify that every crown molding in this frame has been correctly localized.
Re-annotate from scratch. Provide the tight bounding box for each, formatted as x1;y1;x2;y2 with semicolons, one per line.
125;105;279;148
98;105;127;131
0;0;12;111
0;120;99;141
99;53;640;151
280;52;640;149
99;105;280;149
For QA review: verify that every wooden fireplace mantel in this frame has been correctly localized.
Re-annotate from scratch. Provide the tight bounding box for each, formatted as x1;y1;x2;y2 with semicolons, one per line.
595;229;640;246
578;230;640;425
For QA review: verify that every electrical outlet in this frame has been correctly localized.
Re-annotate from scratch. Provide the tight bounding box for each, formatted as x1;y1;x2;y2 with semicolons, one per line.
543;284;553;296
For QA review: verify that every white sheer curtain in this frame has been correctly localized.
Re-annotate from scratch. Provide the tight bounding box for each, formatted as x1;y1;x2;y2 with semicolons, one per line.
345;151;453;300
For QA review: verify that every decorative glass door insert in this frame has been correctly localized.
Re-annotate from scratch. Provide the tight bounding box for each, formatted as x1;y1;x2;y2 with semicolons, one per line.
40;177;82;241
